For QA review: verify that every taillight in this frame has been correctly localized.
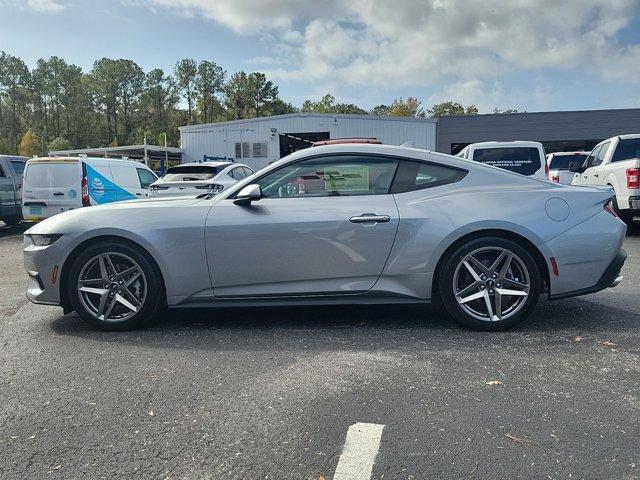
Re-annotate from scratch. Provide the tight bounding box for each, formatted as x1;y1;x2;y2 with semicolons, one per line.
81;176;90;207
604;199;618;217
551;173;560;183
627;168;639;189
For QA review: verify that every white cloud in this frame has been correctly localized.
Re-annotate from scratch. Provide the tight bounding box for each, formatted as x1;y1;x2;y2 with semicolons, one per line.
26;0;66;11
137;0;640;86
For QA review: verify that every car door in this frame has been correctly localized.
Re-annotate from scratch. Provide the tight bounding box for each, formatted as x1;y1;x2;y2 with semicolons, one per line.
205;154;400;297
573;145;602;185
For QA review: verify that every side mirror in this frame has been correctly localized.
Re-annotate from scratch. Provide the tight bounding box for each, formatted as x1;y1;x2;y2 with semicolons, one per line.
568;162;584;174
233;184;262;206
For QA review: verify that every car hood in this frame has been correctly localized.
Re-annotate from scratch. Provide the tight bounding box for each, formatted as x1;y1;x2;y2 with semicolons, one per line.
26;196;205;236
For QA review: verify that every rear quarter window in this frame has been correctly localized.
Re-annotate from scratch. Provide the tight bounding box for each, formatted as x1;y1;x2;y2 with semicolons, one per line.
472;147;542;176
391;160;467;193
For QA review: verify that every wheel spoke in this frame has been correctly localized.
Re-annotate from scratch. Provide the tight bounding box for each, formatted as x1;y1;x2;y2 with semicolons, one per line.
101;295;118;320
117;266;138;280
124;271;142;288
494;290;502;321
498;253;514;279
115;293;138;312
495;288;528;297
104;254;118;276
98;255;109;281
79;278;103;287
458;290;485;304
121;287;142;307
483;291;495;320
96;291;110;318
501;278;527;289
488;250;507;273
468;256;489;275
463;261;482;281
456;280;480;298
79;286;108;295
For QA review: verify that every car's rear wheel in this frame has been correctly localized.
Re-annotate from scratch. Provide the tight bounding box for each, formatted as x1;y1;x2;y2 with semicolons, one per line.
67;241;165;331
438;237;541;331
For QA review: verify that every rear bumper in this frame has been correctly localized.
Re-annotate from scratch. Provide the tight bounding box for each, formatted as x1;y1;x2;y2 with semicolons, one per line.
628;196;640;210
550;249;627;300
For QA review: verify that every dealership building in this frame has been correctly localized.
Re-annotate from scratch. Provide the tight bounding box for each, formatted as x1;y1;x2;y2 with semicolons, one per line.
178;107;640;170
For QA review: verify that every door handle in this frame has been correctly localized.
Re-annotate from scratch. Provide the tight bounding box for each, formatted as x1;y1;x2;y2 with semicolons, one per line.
349;214;390;223
593;173;599;178
136;193;142;196
53;192;64;196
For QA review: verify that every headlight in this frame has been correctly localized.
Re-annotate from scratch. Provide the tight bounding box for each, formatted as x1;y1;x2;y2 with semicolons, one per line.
27;234;62;247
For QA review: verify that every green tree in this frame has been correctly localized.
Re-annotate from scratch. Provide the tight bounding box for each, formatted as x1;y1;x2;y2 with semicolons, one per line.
18;129;42;156
48;136;71;152
301;94;367;114
91;58;121;144
245;72;278;117
427;101;478;118
195;61;226;123
0;52;30;150
174;59;198;124
370;104;391;116
389;97;425;117
265;98;298;115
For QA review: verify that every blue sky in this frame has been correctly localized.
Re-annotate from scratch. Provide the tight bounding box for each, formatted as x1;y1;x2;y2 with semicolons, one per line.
1;0;640;113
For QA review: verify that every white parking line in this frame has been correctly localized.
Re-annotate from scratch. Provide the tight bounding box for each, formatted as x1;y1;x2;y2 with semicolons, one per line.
333;422;385;480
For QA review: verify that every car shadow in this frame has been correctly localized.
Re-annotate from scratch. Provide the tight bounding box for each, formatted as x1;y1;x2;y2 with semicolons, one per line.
0;223;28;239
49;296;640;352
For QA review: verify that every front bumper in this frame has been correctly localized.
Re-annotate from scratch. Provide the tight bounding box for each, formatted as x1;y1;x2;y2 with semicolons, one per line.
550;249;627;300
23;234;75;306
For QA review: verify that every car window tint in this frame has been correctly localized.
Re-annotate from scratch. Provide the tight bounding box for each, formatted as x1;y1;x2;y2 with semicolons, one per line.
231;168;245;180
612;138;640;162
592;142;610;167
10;161;25;175
137;168;157;189
549;154;588;170
472;147;542;176
391;160;467;194
243;167;253;177
584;145;602;168
25;163;50;188
163;166;221;181
256;155;398;198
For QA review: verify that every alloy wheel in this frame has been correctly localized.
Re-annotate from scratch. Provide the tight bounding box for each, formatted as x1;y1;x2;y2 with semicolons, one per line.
77;252;147;322
452;246;530;322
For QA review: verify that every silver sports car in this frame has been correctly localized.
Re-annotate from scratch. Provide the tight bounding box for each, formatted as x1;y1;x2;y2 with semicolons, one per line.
23;144;627;331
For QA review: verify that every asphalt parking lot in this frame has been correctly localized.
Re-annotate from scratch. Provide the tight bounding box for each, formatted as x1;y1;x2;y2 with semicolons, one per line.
1;222;639;480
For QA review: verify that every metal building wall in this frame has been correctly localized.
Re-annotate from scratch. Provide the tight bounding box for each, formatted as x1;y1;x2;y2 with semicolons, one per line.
180;113;437;170
437;108;640;154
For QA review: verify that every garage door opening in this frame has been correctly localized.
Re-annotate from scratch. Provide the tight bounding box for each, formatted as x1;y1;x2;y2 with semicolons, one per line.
279;132;330;158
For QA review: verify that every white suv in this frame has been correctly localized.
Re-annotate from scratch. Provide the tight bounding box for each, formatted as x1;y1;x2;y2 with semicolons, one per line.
571;134;640;225
457;141;547;180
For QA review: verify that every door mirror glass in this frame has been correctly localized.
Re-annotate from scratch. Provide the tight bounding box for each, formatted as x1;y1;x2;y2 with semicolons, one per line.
233;184;262;205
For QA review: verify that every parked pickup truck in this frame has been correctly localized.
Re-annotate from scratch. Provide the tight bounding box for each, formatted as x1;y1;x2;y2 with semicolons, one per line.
571;134;640;225
0;155;27;226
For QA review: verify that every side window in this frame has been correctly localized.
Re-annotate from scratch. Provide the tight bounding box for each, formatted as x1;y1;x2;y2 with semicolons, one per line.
593;142;610;167
111;165;141;188
584;145;602;169
137;168;157;189
254;155;399;198
230;168;245;180
10;161;25;175
0;165;5;177
243;167;253;177
391;160;467;194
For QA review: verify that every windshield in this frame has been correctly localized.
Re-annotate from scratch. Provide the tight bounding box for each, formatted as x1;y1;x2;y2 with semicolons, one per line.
161;166;222;182
549;153;588;170
612;138;640;162
472;147;542;176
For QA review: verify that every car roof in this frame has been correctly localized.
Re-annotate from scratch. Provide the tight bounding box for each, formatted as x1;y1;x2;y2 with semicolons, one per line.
170;162;233;168
549;151;588;156
467;141;544;149
26;156;149;166
614;133;640;140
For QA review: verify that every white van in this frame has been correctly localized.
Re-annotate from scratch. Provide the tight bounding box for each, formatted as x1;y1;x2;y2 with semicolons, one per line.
22;157;158;222
456;141;547;179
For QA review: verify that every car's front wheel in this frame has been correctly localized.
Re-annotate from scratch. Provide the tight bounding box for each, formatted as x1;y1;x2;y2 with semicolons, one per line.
438;237;541;331
67;240;165;331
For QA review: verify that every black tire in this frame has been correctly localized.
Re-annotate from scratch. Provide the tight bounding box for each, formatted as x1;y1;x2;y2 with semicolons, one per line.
67;240;165;331
438;236;541;331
